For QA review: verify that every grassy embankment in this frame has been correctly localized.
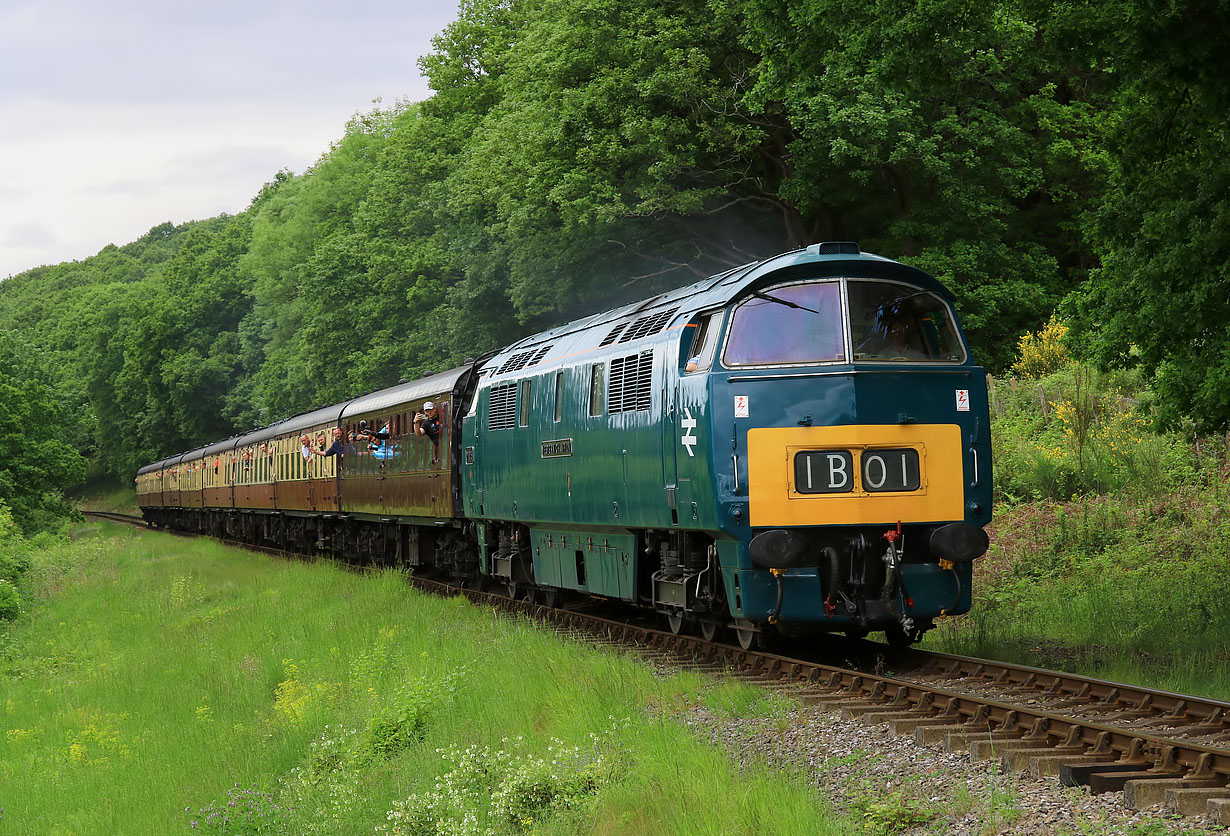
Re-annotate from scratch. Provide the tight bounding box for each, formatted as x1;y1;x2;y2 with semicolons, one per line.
68;459;140;516
924;353;1230;701
2;525;849;835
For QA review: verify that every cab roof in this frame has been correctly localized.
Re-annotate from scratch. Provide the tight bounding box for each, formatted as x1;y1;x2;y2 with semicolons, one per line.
481;243;954;381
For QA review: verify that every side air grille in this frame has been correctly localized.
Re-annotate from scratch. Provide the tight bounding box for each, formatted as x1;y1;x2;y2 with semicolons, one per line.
608;351;654;413
488;382;518;430
618;307;678;343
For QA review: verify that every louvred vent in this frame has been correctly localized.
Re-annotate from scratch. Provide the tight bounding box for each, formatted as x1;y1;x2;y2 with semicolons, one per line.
608;351;654;413
618;308;678;343
488;382;518;430
599;323;627;346
497;344;553;374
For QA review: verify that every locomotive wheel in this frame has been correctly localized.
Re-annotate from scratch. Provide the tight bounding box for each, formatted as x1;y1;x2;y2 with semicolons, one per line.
733;619;758;650
666;612;685;635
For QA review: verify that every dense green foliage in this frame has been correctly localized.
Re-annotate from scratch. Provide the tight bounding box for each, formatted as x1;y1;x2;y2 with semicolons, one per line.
2;0;1227;481
1064;0;1230;432
0;500;27;620
0;331;87;533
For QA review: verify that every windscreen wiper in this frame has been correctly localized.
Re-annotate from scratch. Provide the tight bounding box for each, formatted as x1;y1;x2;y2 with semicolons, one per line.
751;290;823;315
876;290;932;314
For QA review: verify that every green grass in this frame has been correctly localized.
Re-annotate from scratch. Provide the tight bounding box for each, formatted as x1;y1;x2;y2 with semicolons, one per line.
1;526;848;835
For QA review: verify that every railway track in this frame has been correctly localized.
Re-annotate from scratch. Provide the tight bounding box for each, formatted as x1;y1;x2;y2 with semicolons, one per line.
88;511;1230;822
81;509;153;526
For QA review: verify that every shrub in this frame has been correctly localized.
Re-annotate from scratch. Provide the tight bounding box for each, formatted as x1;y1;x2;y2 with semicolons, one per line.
990;364;1199;502
360;669;464;761
0;578;21;621
378;730;624;836
0;500;30;586
186;784;289;834
1011;316;1070;379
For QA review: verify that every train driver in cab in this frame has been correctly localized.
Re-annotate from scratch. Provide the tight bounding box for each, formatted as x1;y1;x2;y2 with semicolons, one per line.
866;309;927;360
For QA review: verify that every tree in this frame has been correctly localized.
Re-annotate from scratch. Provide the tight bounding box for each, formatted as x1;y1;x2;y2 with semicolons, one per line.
437;0;789;320
1064;0;1230;431
734;0;1106;368
0;331;87;533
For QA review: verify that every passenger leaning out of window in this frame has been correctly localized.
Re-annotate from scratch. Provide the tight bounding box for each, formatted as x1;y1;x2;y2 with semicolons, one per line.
414;402;444;465
300;435;315;461
317;427;345;459
363;421;392;460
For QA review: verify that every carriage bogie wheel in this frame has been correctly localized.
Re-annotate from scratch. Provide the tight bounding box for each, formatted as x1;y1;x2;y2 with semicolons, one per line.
541;588;561;609
699;619;722;642
666;612;686;635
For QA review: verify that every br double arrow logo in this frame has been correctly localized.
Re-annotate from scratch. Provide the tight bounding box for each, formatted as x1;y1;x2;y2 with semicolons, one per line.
680;408;697;457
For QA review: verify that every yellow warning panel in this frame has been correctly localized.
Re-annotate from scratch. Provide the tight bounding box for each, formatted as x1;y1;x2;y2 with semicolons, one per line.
747;424;965;527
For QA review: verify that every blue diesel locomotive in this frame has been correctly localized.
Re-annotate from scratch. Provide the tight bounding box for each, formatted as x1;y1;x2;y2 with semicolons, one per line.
138;242;991;648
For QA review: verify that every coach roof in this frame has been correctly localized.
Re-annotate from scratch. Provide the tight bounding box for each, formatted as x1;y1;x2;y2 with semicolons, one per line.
341;366;468;420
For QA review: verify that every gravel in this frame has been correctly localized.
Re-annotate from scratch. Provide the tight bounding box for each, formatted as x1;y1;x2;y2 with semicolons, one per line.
663;672;1226;834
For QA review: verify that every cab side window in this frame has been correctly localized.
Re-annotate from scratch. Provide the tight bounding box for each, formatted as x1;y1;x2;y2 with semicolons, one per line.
684;311;722;373
589;364;604;416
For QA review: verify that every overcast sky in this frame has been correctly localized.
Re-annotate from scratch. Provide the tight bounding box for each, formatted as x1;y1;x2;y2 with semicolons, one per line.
0;0;460;278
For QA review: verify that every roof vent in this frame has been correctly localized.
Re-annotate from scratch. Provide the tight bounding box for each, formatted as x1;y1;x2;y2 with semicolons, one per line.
619;307;679;343
599;322;628;346
809;241;860;255
496;344;553;374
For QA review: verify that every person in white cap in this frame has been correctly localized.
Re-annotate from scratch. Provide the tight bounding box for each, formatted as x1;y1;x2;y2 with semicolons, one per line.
414;401;443;441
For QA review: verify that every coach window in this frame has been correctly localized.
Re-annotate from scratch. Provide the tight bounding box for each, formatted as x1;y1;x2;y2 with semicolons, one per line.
553;372;564;422
724;281;844;366
519;380;531;427
589;364;604;417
